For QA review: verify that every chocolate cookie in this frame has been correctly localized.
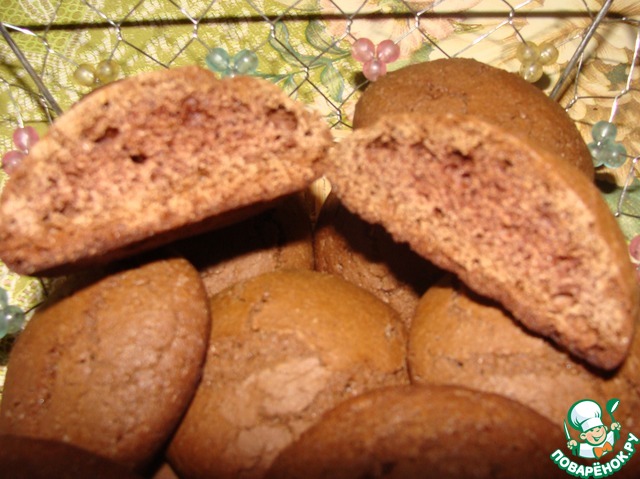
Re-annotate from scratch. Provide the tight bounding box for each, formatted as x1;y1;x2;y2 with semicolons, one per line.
409;276;640;479
266;384;565;479
324;112;638;370
0;66;332;276
0;258;210;472
353;58;594;178
167;269;408;479
0;434;143;479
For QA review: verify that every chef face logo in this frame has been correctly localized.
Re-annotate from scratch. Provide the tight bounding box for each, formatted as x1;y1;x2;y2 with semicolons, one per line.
564;399;621;460
550;398;639;478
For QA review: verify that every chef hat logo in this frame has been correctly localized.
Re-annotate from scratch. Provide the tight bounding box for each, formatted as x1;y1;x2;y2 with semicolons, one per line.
568;399;605;433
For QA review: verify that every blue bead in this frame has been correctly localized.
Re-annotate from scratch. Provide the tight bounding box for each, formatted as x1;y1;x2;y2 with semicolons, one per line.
592;121;617;142
603;142;627;169
206;48;231;73
588;139;627;169
588;141;607;167
233;50;258;75
3;305;25;335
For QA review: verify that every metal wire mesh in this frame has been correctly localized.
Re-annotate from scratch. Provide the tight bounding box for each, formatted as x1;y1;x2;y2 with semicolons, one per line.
0;0;639;391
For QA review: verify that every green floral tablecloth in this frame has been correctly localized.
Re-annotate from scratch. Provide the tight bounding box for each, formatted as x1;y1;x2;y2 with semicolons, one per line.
0;0;639;398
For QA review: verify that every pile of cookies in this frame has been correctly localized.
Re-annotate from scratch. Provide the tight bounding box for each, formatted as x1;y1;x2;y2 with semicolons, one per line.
0;61;637;479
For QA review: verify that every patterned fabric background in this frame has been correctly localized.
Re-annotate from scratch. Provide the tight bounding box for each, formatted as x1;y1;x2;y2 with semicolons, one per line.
0;0;639;398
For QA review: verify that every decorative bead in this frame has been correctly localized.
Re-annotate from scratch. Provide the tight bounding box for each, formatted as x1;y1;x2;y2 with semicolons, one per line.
96;59;120;83
73;63;97;87
2;150;24;175
2;126;40;175
602;142;627;168
515;40;558;83
206;48;230;72
0;287;26;339
592;121;617;142
3;305;25;335
519;61;543;83
538;42;559;66
629;235;640;263
376;39;400;64
13;126;39;153
232;50;259;76
352;38;400;82
362;59;386;82
516;41;541;64
351;38;375;63
588;121;627;169
205;48;259;77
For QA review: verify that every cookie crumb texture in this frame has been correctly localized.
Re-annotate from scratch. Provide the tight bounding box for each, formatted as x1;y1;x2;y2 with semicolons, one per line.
353;58;594;178
326;113;638;371
0;258;211;472
167;269;408;479
0;66;331;276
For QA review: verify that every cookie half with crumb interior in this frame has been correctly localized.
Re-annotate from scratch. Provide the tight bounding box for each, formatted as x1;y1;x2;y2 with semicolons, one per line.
324;112;638;370
0;66;332;276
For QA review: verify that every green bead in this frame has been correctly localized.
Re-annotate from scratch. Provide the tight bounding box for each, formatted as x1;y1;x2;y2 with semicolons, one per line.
0;288;8;308
96;60;120;83
4;305;25;335
73;63;96;87
588;141;607;167
603;142;627;169
516;42;540;64
233;50;258;75
592;121;617;142
206;48;230;73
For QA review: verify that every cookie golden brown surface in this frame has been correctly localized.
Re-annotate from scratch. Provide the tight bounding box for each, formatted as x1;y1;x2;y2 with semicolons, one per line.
353;58;594;178
266;384;566;479
167;269;408;479
409;276;640;430
0;434;144;479
324;112;638;370
0;66;332;277
408;276;640;479
0;258;210;473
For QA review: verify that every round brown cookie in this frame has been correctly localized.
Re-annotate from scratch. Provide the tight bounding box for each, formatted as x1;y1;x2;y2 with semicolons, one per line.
0;66;332;277
266;384;566;479
324;112;638;371
172;193;314;298
408;276;640;479
353;57;594;178
0;258;210;473
0;434;144;479
314;191;442;329
167;269;408;479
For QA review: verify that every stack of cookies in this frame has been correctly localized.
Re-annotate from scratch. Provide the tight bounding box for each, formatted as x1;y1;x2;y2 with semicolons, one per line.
0;61;636;479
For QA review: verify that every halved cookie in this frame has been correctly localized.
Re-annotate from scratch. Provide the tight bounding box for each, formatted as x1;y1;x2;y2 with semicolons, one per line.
0;66;332;276
353;58;594;178
324;112;638;370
